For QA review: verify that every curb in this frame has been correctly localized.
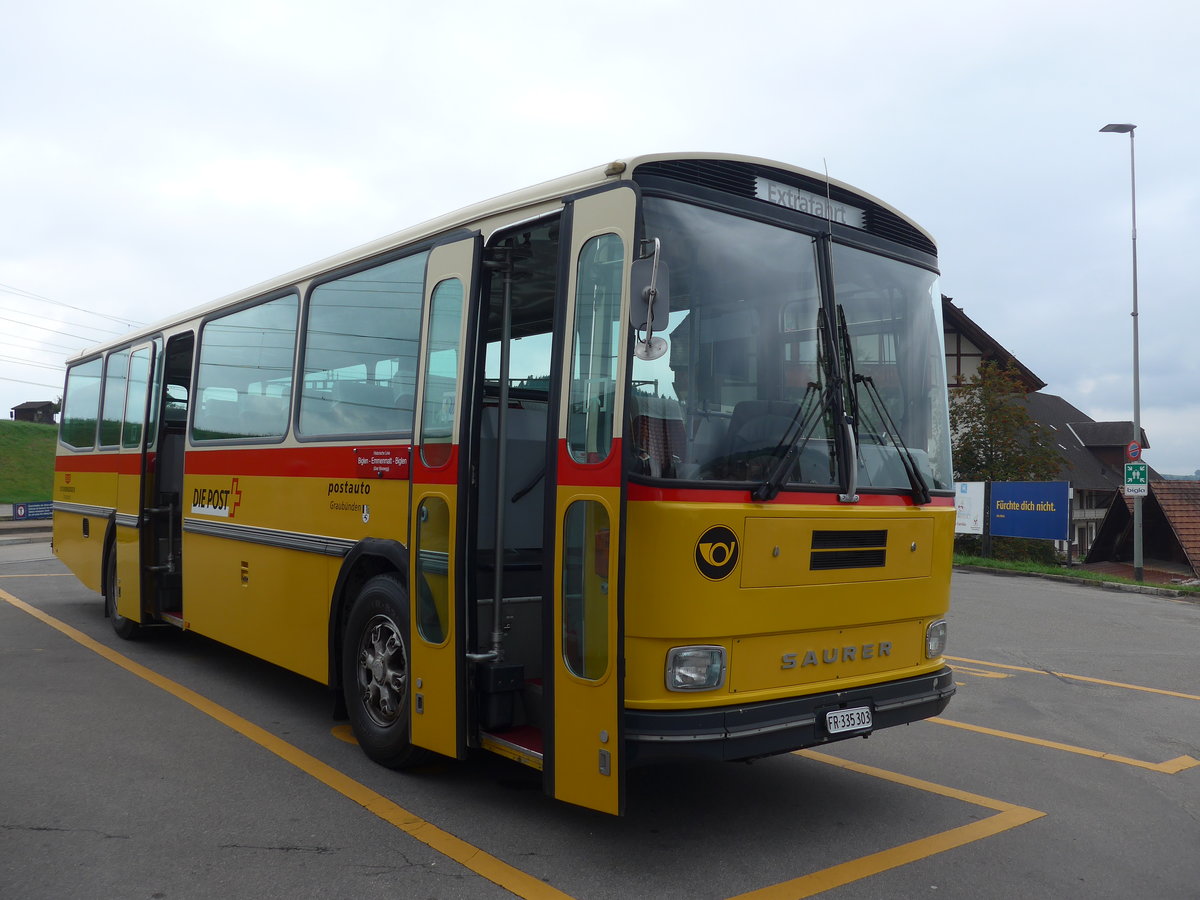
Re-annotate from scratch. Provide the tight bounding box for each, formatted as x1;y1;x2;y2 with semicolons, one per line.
0;535;52;547
954;564;1198;602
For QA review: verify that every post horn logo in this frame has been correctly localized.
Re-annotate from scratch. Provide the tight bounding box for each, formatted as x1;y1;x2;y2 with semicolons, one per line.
695;525;739;580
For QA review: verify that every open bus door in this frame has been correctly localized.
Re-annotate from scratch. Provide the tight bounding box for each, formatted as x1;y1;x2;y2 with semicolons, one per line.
547;185;636;814
407;236;479;761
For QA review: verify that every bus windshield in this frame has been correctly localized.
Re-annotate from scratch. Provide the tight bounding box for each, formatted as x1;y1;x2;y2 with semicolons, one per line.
630;197;952;493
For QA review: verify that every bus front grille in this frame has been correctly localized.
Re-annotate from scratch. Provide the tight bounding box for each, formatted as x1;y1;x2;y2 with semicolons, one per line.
809;530;887;570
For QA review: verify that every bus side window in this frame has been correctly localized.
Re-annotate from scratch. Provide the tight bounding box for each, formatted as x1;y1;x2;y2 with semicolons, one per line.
416;496;450;645
567;233;624;465
419;278;465;467
60;357;103;449
193;294;298;442
300;252;427;438
98;348;130;448
562;499;610;680
121;348;152;449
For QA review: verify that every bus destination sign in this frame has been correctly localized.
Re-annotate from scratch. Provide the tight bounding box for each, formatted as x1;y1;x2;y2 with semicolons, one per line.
755;176;866;228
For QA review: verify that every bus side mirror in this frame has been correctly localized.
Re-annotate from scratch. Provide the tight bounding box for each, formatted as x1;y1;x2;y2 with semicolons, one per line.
631;240;669;361
630;257;670;332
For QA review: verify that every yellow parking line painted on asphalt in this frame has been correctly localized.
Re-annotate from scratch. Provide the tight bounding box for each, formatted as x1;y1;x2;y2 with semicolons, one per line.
951;664;1012;679
0;588;571;900
946;655;1200;701
930;717;1199;773
331;724;359;745
728;750;1045;900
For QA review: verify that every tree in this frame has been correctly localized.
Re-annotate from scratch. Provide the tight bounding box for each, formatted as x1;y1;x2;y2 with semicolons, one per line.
950;361;1061;483
950;362;1063;563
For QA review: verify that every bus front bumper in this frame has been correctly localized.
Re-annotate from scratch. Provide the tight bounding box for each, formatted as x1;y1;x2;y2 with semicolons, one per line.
624;666;955;766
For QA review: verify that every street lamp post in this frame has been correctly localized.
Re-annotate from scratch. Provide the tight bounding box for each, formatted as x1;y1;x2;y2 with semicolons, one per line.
1100;122;1143;582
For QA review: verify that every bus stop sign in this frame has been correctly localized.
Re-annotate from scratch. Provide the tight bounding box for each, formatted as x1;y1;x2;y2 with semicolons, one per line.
1124;462;1149;497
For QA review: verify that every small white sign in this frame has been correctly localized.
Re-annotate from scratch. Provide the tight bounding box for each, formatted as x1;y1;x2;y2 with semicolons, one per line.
954;482;985;534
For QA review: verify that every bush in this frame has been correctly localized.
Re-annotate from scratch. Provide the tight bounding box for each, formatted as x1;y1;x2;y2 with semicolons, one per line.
953;534;1060;564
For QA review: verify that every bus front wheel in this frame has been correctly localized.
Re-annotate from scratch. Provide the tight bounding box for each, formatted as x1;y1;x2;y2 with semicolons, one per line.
342;574;429;768
104;551;141;640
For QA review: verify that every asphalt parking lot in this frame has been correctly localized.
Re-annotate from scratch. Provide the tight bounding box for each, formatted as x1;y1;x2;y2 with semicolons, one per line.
2;538;1197;899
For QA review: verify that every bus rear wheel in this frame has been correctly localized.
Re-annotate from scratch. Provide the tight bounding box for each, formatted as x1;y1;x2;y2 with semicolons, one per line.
104;551;141;640
342;574;429;768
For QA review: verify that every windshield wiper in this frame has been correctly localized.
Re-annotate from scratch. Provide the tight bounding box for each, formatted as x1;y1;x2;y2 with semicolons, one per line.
751;309;839;502
837;306;860;445
854;372;932;505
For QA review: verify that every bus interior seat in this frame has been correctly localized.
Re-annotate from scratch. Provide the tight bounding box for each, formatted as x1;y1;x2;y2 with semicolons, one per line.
725;400;799;458
393;393;414;433
687;410;725;465
631;396;686;478
332;381;390;432
857;442;932;488
299;391;337;435
241;394;287;437
200;398;242;438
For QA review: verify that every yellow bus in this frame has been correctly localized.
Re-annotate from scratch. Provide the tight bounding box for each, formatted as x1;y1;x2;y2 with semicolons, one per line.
53;153;955;815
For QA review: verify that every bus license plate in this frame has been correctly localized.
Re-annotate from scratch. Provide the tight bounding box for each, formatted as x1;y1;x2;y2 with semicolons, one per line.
826;706;872;734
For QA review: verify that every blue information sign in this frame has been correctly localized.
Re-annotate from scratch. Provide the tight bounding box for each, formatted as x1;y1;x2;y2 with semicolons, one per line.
13;501;53;520
989;481;1070;541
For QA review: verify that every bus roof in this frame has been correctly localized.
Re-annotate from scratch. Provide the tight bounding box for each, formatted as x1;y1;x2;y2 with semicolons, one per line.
66;152;935;363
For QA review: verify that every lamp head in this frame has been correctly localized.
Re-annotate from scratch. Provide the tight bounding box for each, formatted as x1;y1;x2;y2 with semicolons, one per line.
1100;123;1136;134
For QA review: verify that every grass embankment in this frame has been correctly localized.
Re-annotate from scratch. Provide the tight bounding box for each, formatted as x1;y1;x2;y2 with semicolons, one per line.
0;420;57;505
954;554;1200;594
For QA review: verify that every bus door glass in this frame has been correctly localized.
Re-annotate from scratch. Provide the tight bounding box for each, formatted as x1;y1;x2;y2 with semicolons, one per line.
550;185;635;815
113;343;155;623
409;236;479;760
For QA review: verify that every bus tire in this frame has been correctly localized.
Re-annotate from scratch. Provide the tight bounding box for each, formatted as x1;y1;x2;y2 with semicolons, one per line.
342;574;429;768
104;551;141;640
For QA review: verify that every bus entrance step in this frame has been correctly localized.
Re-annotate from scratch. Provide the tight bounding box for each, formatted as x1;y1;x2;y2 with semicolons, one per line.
480;726;543;771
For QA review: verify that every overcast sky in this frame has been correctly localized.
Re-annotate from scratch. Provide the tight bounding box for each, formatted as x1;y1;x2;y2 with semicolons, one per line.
2;0;1197;475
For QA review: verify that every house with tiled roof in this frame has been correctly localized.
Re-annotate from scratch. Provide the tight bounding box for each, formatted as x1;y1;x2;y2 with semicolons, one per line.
944;299;1200;575
944;300;1124;557
1086;481;1200;580
1020;392;1153;557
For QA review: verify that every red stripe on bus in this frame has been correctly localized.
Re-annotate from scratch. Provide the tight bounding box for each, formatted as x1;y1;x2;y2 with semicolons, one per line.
55;453;142;476
627;482;953;507
184;445;414;479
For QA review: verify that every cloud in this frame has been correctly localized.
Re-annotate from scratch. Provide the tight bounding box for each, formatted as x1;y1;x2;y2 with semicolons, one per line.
3;0;1200;474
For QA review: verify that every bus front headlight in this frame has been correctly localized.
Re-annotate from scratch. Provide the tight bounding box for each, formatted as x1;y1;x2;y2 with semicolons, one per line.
666;646;726;691
925;619;948;658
